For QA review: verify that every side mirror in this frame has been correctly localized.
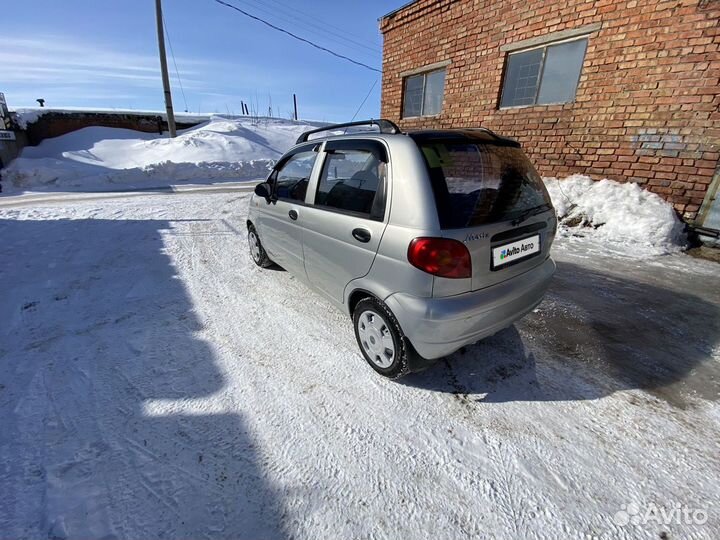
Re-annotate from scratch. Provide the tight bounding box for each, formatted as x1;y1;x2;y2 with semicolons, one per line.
254;182;272;203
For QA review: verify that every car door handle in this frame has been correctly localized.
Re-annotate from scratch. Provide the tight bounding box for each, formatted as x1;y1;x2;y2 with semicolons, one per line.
352;228;371;243
288;209;298;221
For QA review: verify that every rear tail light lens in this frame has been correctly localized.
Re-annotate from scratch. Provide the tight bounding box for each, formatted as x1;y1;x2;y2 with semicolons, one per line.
407;237;472;279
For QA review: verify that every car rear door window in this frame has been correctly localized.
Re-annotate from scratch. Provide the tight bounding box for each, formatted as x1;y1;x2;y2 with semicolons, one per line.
315;144;387;220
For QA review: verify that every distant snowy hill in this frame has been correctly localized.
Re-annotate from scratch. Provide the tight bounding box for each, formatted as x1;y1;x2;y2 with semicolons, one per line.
1;117;320;192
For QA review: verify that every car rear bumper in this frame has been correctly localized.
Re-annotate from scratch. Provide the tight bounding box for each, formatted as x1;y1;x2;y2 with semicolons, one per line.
384;257;555;362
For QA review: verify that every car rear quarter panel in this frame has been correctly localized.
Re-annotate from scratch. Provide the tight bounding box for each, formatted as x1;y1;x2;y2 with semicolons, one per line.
345;223;435;308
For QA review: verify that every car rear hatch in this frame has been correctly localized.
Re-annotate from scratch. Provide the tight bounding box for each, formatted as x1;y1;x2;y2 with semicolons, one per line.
410;130;556;294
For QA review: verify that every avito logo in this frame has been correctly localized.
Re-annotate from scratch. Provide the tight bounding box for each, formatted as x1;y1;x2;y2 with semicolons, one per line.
495;235;540;267
499;241;535;261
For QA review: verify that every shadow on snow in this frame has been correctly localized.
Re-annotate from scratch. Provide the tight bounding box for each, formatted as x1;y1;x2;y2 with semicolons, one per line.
0;218;285;539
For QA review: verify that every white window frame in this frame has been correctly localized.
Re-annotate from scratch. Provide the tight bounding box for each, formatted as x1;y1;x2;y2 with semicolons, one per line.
499;34;590;110
400;61;449;119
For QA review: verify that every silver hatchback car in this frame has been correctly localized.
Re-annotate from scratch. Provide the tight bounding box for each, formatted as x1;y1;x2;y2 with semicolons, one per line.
247;119;556;378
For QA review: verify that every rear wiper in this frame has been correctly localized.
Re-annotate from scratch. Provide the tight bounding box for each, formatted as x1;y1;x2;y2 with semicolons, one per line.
511;204;551;226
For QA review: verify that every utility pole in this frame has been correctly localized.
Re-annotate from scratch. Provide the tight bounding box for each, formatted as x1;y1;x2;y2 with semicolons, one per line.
293;94;298;121
155;0;176;137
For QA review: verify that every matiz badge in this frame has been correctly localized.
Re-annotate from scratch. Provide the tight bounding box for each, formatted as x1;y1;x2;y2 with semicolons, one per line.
464;232;488;243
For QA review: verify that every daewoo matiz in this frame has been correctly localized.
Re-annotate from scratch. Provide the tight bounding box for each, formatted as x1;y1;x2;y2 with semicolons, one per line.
247;119;556;378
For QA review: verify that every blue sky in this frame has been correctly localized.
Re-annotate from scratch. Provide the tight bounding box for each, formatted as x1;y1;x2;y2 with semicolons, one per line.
3;0;402;121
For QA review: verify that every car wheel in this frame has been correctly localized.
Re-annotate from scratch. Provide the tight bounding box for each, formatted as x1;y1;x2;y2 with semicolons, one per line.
353;297;410;379
248;227;273;268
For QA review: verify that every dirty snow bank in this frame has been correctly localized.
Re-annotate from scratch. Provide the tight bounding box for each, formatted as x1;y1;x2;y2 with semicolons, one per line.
1;117;317;193
544;174;687;256
11;106;212;130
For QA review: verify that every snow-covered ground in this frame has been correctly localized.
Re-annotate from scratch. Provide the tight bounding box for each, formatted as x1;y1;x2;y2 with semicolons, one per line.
1;188;718;539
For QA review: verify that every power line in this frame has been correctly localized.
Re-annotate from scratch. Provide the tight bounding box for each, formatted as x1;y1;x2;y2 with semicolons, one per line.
350;79;378;122
234;0;380;59
238;0;381;55
163;16;189;113
211;0;381;73
260;0;383;48
230;0;379;61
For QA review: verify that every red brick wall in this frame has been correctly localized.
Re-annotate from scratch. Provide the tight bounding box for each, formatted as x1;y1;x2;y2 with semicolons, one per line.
380;0;720;221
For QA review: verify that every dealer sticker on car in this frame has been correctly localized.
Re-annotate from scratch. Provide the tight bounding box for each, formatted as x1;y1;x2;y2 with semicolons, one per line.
493;234;541;268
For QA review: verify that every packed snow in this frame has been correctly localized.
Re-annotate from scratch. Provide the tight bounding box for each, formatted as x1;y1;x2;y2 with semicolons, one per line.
545;174;687;257
0;189;718;539
1;117;319;192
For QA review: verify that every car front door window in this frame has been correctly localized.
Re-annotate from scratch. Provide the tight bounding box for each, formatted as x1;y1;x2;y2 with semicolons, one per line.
274;150;317;203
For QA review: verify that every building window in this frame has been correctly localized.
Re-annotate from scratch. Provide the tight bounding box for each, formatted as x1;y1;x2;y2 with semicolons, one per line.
402;68;446;118
500;37;588;108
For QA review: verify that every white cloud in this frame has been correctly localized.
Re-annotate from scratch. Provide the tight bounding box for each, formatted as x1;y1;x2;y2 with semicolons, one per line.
0;32;378;121
0;35;195;90
1;33;315;111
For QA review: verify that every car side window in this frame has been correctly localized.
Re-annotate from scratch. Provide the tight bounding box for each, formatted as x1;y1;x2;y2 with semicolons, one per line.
315;148;387;220
273;149;317;202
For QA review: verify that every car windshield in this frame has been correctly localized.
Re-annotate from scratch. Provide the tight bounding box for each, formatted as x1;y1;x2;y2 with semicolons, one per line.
418;140;552;229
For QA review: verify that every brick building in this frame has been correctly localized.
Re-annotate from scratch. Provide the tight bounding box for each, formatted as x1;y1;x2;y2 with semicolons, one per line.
379;0;720;226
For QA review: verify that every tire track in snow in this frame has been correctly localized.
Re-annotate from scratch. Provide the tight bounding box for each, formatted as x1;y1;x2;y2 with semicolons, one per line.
5;192;718;539
160;209;559;539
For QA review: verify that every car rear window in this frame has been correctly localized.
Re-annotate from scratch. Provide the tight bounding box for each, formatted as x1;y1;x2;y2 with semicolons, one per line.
417;140;552;229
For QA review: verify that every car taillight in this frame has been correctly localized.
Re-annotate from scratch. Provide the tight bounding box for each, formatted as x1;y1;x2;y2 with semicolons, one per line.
407;237;471;279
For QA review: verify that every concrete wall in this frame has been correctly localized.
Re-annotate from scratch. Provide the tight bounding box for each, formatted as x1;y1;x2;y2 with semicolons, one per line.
380;0;720;222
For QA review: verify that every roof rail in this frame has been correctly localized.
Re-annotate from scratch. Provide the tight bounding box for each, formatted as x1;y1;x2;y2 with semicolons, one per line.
460;127;520;146
296;119;401;144
466;127;508;141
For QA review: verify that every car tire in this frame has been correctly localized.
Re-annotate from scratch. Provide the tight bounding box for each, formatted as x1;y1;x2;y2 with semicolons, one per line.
353;297;410;379
248;226;273;268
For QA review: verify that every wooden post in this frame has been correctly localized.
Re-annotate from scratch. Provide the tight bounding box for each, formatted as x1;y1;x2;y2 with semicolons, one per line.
155;0;177;137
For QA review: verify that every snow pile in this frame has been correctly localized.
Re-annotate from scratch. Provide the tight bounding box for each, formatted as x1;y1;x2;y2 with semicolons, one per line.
544;174;687;255
2;117;317;193
12;108;45;130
